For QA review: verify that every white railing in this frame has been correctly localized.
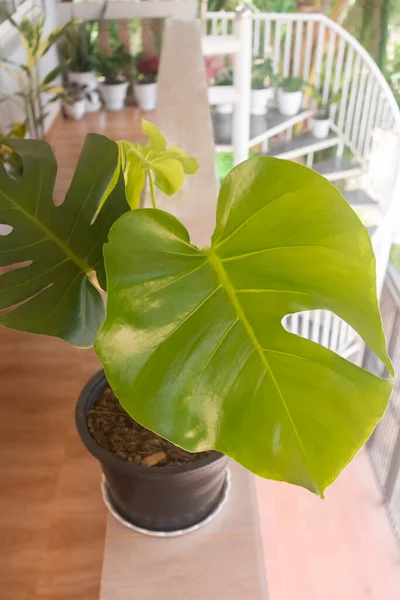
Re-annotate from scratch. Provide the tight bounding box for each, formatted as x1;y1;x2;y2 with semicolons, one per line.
205;9;400;360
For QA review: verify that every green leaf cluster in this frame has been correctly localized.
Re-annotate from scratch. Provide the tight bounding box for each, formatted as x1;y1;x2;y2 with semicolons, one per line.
95;156;393;495
0;121;198;346
0;14;76;138
118;120;199;210
0;121;393;494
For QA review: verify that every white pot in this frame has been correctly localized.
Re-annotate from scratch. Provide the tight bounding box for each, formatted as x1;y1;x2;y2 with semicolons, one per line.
216;103;234;115
208;85;234;106
250;88;273;116
277;89;303;116
135;82;157;111
63;99;86;120
100;81;129;111
311;117;331;139
68;71;101;113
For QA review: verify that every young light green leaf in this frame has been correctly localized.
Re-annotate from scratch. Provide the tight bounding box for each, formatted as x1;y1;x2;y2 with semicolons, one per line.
119;119;199;209
96;157;392;496
142;119;167;152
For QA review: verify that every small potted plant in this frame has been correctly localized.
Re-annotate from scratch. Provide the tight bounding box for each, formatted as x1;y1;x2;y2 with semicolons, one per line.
134;53;159;111
95;45;134;111
0;120;393;534
277;76;305;116
61;19;102;113
0;14;74;139
62;82;89;120
212;58;234;115
310;86;342;139
251;58;275;116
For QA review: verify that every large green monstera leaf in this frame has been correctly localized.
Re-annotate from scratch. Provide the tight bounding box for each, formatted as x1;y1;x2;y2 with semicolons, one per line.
96;157;393;495
0;135;127;346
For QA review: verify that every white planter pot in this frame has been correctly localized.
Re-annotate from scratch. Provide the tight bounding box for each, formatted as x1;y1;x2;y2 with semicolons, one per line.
208;85;234;106
68;71;101;113
277;89;303;116
250;88;273;116
216;103;234;115
63;99;86;120
135;83;157;111
311;117;331;139
100;81;129;112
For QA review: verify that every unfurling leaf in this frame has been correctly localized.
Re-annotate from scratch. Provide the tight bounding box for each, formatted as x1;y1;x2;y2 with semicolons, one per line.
95;157;392;496
118;119;199;209
0;135;128;346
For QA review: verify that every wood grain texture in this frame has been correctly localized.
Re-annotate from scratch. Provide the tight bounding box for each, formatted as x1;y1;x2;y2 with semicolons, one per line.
0;108;147;600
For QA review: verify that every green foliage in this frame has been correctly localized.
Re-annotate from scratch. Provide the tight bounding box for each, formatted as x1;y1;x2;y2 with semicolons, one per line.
280;76;305;93
0;119;393;493
117;120;199;210
251;58;274;90
0;135;128;346
95;156;392;495
0;121;197;347
215;151;234;181
391;243;400;272
0;14;75;138
60;20;99;73
0;121;28;175
94;44;134;85
310;86;342;118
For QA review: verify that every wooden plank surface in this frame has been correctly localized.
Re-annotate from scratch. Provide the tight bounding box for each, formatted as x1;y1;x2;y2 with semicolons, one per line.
0;107;147;600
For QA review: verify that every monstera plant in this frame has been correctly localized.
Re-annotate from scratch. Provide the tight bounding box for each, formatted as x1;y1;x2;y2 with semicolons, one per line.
0;120;393;531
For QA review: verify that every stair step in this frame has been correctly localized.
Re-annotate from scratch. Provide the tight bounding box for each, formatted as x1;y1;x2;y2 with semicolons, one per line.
344;189;381;234
313;158;362;182
248;108;314;148
266;131;339;160
211;107;314;151
344;189;377;206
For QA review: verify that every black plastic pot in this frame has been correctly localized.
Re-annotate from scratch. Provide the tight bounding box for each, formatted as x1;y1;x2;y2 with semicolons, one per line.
76;371;229;532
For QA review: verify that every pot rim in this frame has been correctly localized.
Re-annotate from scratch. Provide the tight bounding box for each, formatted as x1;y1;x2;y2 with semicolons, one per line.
76;370;225;478
99;78;128;88
135;81;157;88
69;70;96;76
278;88;303;95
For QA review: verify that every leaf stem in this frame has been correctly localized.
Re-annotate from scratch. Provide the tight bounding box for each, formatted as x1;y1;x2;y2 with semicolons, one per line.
148;171;157;209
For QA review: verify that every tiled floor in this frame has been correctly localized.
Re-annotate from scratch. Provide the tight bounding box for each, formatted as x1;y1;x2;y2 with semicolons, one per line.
1;108;399;599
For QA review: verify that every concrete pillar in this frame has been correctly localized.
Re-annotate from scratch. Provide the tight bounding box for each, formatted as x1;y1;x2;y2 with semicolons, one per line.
154;18;219;248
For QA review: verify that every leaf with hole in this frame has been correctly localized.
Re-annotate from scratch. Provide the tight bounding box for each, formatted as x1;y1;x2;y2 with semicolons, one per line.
95;157;392;495
0;135;127;346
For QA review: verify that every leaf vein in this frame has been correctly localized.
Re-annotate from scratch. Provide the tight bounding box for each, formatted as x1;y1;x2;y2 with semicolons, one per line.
207;248;320;495
221;245;336;262
0;188;91;273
